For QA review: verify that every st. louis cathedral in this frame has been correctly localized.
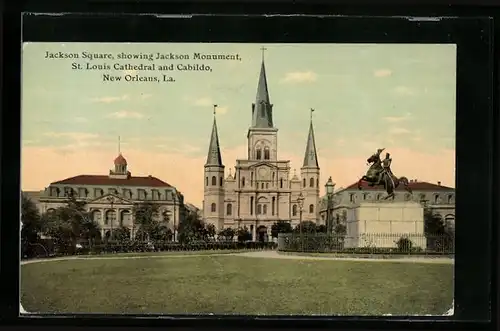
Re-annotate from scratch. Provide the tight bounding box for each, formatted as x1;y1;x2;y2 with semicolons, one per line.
202;53;322;241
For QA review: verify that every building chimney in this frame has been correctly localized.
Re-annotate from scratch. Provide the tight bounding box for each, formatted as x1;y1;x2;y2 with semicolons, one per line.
438;181;441;186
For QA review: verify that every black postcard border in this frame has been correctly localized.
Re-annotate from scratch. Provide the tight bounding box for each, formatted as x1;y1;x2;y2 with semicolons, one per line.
1;11;494;329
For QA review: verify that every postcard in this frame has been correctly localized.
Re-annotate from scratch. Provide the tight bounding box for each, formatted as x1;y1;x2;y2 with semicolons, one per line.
20;42;456;316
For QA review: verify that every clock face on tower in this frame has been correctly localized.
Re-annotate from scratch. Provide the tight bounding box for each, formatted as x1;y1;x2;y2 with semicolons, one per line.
258;167;269;178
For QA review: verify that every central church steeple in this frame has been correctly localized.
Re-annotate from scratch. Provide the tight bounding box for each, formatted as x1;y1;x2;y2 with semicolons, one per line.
251;47;274;128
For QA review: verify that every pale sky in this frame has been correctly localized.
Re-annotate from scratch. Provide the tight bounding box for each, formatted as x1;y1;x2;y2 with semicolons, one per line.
21;43;456;207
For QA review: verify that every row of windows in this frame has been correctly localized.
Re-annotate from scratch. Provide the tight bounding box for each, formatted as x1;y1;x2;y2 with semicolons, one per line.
206;176;224;187
349;192;454;204
50;186;174;201
207;175;320;189
303;178;319;188
209;202;315;216
255;147;271;160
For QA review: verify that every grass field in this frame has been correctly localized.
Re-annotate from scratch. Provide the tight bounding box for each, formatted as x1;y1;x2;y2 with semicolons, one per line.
21;255;454;315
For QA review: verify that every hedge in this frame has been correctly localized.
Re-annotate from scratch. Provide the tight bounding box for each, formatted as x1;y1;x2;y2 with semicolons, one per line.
22;240;278;258
278;233;454;255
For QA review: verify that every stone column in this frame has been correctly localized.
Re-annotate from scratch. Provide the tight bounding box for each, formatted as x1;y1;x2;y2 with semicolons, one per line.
100;208;106;231
252;221;257;241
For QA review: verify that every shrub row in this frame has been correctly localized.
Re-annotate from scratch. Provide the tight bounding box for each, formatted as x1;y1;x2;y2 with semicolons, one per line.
25;241;278;257
279;235;454;255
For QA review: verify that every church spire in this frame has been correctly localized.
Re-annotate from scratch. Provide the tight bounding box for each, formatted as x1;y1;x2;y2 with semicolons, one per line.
252;46;273;128
205;105;223;166
302;108;319;168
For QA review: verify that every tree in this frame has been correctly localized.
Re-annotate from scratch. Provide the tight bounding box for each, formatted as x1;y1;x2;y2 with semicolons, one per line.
111;226;131;242
237;226;252;242
270;221;293;238
41;194;101;253
132;202;160;241
218;228;236;241
206;223;216;241
424;209;454;251
316;224;327;233
177;211;206;243
293;221;317;234
21;194;42;257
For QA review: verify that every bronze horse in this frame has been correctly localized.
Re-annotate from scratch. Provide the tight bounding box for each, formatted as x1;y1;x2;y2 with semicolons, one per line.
357;153;412;200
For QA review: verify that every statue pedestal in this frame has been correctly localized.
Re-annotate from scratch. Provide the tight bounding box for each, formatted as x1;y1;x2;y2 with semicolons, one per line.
344;201;426;249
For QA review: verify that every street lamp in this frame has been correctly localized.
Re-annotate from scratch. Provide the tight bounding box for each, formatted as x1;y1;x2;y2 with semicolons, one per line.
325;176;335;234
297;192;305;251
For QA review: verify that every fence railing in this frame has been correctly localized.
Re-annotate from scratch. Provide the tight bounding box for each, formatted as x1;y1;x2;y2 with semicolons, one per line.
277;232;454;255
21;240;278;259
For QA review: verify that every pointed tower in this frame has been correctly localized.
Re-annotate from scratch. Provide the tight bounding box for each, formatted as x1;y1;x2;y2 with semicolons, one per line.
203;105;226;230
300;109;321;223
247;47;279;161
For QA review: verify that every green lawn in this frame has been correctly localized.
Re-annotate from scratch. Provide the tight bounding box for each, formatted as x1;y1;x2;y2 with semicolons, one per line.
21;255;453;315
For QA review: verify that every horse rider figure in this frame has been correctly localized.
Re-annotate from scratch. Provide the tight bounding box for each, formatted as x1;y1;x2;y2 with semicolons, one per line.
377;152;394;185
366;148;385;186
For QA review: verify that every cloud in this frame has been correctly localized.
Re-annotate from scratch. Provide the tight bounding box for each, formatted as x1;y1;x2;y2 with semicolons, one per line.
74;117;88;123
140;93;153;100
191;98;229;115
393;86;416;96
193;98;213;107
382;113;412;123
388;127;411;135
91;95;129;103
374;69;392;77
43;132;99;140
106;111;144;119
281;71;317;84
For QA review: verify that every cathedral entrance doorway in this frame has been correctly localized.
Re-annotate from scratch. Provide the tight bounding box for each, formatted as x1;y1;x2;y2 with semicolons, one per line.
257;225;268;242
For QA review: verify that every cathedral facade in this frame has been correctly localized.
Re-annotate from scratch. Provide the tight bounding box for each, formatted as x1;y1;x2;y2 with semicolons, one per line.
202;56;322;241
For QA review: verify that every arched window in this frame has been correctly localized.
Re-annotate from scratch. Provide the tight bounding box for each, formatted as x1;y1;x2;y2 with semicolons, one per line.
363;193;369;200
242;177;245;188
257;204;262;215
211;176;216;186
309;177;314;187
292;204;298;216
250;196;254;215
211;203;216;212
272;197;275;215
263;205;267;214
261;183;264;189
226;203;232;216
256;148;262;160
434;194;440;203
447;194;453;204
303;178;306;187
309;204;314;213
316;178;319;188
280;178;283;188
220;177;223;186
264;147;270;160
205;177;208;186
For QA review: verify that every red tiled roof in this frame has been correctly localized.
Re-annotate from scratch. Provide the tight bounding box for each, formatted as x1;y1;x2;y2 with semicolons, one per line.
51;175;172;187
343;181;454;192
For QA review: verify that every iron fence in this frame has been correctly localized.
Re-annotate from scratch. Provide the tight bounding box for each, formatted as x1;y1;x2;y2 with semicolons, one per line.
277;232;454;255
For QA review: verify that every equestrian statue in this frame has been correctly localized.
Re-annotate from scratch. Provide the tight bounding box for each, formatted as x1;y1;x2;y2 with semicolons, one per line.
357;148;412;200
